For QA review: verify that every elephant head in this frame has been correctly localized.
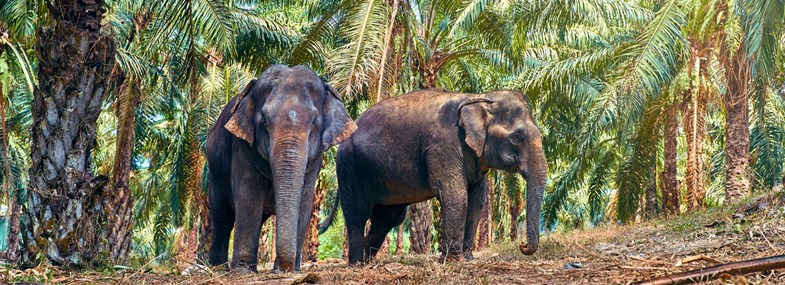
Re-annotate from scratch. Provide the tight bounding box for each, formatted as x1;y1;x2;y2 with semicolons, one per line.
224;65;356;271
457;90;547;255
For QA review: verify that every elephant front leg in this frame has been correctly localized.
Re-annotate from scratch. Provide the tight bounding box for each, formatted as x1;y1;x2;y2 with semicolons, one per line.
463;179;487;260
427;152;469;259
438;192;468;258
231;178;270;272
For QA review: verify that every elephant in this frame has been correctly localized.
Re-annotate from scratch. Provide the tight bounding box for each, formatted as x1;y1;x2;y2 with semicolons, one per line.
320;89;546;265
205;65;356;272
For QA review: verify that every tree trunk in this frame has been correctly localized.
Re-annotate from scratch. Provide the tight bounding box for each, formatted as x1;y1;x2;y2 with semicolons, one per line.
302;180;324;262
20;0;115;268
106;79;139;265
432;199;442;253
489;172;500;242
0;48;19;263
395;224;404;255
722;42;751;205
475;185;489;249
378;237;390;257
644;171;658;217
683;48;707;210
7;193;20;263
508;180;521;241
661;101;680;215
408;201;432;254
259;218;273;265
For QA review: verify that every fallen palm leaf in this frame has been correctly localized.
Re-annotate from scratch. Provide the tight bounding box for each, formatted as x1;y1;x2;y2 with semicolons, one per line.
635;255;785;285
674;255;722;267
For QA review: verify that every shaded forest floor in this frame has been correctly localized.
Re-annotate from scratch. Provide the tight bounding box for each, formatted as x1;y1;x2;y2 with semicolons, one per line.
3;191;785;284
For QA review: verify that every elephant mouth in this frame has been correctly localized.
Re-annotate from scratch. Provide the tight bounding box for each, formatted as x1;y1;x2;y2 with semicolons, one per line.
500;152;518;169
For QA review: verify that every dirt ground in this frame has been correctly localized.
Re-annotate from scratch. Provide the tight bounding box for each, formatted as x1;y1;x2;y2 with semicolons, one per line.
3;192;784;284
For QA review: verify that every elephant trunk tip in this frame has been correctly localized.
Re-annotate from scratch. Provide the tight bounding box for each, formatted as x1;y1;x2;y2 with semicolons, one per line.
519;242;538;255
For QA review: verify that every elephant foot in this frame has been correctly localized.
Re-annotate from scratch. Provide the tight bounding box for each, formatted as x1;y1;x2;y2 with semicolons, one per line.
463;251;475;261
230;261;258;274
440;251;464;263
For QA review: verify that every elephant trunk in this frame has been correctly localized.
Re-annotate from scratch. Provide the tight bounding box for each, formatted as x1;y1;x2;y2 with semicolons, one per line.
519;134;546;255
271;134;308;272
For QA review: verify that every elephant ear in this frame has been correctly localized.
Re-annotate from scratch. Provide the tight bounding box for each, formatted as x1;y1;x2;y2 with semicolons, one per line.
457;97;494;157
225;79;257;144
322;83;357;150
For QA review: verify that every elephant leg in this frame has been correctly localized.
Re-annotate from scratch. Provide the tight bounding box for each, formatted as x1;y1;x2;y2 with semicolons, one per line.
230;177;270;272
366;204;407;259
337;150;373;266
342;197;372;265
427;151;468;258
294;164;320;271
463;179;487;260
208;176;234;267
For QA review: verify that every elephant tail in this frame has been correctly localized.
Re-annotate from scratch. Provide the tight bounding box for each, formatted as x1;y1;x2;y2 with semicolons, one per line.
317;190;339;235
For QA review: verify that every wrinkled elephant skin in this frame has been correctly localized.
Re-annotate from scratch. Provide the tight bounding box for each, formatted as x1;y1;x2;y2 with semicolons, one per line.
335;90;546;265
205;65;356;272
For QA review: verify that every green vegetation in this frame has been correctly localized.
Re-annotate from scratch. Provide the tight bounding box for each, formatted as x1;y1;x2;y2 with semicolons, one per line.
0;0;783;270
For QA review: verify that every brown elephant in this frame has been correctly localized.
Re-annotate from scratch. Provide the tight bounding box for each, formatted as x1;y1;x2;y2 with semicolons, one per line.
205;65;356;272
320;90;546;264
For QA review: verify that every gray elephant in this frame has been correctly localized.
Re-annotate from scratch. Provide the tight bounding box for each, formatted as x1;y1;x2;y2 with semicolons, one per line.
320;90;546;264
205;65;356;272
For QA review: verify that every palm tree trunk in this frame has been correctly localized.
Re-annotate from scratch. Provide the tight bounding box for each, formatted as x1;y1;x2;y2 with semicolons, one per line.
721;42;751;205
508;176;521;240
20;0;116;267
489;172;500;242
683;48;707;210
7;192;20;263
475;186;489;249
106;79;140;265
0;49;18;263
302;180;324;262
662;101;680;215
408;201;432;254
644;170;658;217
259;218;274;265
395;224;403;254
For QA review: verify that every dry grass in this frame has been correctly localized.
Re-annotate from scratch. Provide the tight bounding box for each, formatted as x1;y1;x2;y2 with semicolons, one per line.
3;192;785;284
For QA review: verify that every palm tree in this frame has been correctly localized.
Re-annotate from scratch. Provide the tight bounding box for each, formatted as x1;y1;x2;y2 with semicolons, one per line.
18;0;117;267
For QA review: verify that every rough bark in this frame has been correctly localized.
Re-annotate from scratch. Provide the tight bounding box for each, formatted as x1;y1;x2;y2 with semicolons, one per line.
508;184;521;241
395;224;404;255
661;101;680;215
186;79;209;264
489;173;500;242
105;79;139;265
302;180;324;262
721;42;751;205
683;48;707;211
644;171;658;217
0;47;18;263
259;218;273;265
7;194;20;263
378;237;390;257
20;0;116;268
408;200;433;254
475;185;489;249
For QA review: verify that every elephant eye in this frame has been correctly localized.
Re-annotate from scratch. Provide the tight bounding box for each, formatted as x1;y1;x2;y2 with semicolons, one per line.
510;132;525;144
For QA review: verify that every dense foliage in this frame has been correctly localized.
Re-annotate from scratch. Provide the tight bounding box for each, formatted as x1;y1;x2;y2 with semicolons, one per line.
0;0;783;267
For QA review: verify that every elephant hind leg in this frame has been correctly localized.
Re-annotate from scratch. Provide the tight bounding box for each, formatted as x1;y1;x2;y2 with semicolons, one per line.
366;204;408;259
208;181;235;267
343;200;371;265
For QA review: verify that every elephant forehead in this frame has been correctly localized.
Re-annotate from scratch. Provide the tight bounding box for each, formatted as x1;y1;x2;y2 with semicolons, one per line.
288;110;300;123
